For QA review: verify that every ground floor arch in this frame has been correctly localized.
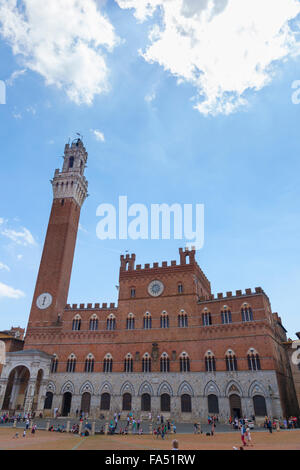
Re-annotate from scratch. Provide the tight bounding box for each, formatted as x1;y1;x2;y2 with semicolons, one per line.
161;393;171;412
100;393;111;411
81;392;91;414
208;394;219;414
141;393;151;411
2;366;30;411
62;392;72;416
253;395;267;417
229;394;242;419
122;393;132;411
44;391;53;410
181;394;192;413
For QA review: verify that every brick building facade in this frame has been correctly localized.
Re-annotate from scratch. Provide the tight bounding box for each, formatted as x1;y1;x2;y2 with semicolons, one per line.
0;139;298;422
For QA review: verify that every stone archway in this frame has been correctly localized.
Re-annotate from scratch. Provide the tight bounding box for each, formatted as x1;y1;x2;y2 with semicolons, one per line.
62;392;72;416
81;392;91;414
2;366;30;412
229;394;242;419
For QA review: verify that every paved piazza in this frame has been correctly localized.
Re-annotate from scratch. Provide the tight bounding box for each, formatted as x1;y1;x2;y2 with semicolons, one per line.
0;427;299;450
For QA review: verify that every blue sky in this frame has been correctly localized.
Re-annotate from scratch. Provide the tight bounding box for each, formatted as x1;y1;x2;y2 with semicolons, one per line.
0;0;300;338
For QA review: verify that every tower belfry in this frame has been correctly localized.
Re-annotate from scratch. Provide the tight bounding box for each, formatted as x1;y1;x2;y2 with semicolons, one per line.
25;139;88;335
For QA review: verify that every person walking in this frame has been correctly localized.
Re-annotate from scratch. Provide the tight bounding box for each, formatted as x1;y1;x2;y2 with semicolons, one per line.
240;423;247;446
267;418;273;434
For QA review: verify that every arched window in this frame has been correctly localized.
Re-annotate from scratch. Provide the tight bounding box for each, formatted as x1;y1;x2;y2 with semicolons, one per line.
178;283;183;294
66;354;76;373
161;394;171;412
122;393;132;411
84;354;95;373
89;315;98;331
181;394;192;412
103;354;113;373
225;350;238;372
126;313;135;330
208;394;219;414
141;393;151;411
241;304;253;322
247;349;261;371
178;310;188;328
81;392;91;414
51;354;58;373
72;315;81;331
160;311;169;328
202;310;212;326
205;351;216;372
160;353;170;372
100;393;111;411
106;314;116;331
221;307;232;324
180;352;190;372
142;353;151;372
253;395;267;416
44;391;53;410
130;288;136;298
143;312;152;329
124;354;133;373
69;156;74;169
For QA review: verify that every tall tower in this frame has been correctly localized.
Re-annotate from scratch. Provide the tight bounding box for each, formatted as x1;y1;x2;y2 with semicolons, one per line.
25;139;88;337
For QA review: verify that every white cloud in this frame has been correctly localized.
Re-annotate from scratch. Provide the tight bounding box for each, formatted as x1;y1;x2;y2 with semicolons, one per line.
117;0;300;115
0;262;10;272
145;91;156;103
6;68;26;86
91;129;105;142
0;0;120;105
0;282;25;299
0;227;37;246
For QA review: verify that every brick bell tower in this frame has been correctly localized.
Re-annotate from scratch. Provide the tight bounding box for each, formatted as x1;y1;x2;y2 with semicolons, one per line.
25;139;88;339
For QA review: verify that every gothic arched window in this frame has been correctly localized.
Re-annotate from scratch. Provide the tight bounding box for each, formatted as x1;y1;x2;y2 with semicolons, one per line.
241;304;254;322
142;353;151;372
66;354;76;373
205;351;216;372
180;352;190;372
225;350;238;372
160;311;169;328
143;312;152;329
247;349;261;371
51;355;58;373
178;310;188;328
221;307;232;324
124;354;133;373
202;310;212;326
103;354;113;373
126;313;135;330
106;314;116;331
160;353;170;372
89;315;98;331
72;315;81;331
84;354;95;373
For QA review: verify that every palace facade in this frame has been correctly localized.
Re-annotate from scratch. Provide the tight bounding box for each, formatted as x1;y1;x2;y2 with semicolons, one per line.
0;140;298;422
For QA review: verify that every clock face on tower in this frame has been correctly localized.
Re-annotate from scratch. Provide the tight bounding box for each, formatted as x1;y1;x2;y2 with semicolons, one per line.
36;293;53;310
148;280;164;297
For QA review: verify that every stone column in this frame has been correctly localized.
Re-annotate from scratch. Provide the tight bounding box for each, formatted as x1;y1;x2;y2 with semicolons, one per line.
10;377;21;410
45;421;50;431
0;380;8;411
24;380;36;414
66;421;70;433
92;421;96;436
36;380;48;414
